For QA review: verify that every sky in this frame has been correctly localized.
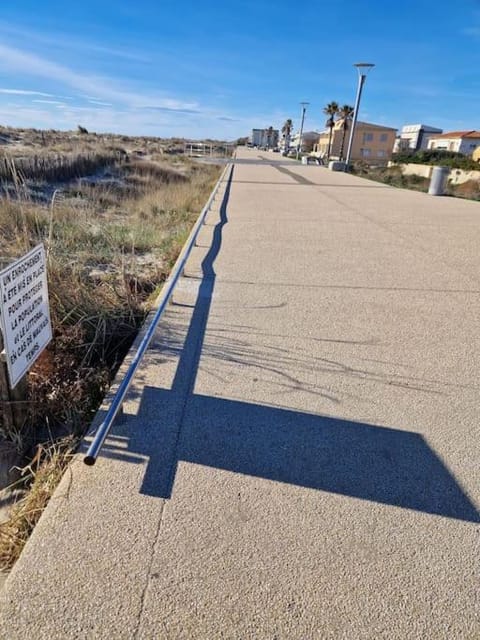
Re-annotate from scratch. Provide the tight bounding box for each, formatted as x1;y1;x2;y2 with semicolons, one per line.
0;0;479;139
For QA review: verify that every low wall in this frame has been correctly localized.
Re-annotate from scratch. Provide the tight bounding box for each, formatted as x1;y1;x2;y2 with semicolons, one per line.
390;162;480;185
448;168;480;185
400;163;433;179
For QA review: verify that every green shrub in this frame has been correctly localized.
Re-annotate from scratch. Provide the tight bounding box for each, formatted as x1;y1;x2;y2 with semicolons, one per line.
392;149;480;171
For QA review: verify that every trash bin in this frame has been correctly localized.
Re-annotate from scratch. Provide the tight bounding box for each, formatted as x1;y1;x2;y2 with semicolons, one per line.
428;166;450;196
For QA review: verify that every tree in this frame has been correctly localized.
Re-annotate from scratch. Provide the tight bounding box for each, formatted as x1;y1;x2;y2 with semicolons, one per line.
282;119;293;152
323;101;339;160
337;105;354;161
77;125;89;135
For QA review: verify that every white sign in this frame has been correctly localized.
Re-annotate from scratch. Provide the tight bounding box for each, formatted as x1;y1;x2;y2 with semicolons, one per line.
0;244;52;388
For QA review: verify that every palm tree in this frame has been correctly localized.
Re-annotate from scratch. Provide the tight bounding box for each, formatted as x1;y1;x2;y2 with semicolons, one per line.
337;105;354;161
282;119;293;152
323;101;339;160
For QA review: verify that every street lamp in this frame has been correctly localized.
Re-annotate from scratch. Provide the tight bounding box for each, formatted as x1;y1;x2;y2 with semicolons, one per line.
344;63;375;170
296;101;309;159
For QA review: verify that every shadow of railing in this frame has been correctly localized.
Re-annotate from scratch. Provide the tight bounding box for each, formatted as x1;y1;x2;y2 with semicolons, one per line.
95;162;479;524
102;390;478;523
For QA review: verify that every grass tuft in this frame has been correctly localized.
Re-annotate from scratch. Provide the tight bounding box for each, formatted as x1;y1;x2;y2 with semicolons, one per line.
0;437;75;571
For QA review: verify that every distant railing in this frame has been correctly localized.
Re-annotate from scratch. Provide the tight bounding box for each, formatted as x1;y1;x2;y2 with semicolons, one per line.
84;161;233;465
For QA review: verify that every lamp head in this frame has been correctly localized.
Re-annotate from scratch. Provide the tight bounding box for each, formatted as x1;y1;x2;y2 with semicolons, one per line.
354;62;375;76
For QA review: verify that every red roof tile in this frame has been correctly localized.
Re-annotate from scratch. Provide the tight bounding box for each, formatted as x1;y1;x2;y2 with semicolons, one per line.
433;130;480;139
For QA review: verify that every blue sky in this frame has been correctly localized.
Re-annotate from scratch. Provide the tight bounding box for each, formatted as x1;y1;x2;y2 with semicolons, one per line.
0;0;479;139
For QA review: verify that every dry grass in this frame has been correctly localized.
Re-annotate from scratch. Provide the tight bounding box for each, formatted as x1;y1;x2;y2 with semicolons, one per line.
125;160;187;182
354;165;430;192
448;179;480;201
0;125;200;156
0;437;75;570
355;164;480;201
0;129;221;570
0;151;125;184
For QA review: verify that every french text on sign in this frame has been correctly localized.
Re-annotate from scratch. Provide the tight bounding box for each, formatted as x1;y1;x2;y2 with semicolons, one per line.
0;244;52;388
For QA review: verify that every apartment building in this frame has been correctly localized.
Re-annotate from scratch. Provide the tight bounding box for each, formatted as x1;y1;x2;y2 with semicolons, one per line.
427;130;480;155
395;124;443;152
251;128;279;148
290;131;320;153
315;120;397;162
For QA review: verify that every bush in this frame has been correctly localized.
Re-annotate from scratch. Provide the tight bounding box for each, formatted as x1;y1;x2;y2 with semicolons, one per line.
392;149;480;171
357;166;429;192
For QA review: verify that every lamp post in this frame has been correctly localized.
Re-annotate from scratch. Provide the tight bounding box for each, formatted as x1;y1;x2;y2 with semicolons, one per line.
296;101;309;159
344;63;374;170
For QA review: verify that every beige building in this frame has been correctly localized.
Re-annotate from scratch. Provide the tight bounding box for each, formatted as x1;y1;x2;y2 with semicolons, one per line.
473;147;480;163
314;120;397;163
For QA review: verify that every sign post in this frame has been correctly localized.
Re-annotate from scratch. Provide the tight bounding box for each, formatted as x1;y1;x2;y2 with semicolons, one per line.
0;244;52;389
0;330;15;434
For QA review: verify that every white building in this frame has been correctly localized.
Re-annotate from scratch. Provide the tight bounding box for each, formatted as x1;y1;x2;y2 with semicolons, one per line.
427;130;480;155
290;131;320;153
251;129;264;146
395;124;443;152
251;128;279;148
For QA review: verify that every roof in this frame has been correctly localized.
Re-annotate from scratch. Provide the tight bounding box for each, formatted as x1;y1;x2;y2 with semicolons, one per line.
432;130;480;139
293;130;320;139
356;121;397;131
331;119;396;132
401;124;443;133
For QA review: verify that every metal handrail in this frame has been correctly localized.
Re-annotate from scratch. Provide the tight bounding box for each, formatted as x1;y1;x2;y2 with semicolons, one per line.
84;162;233;465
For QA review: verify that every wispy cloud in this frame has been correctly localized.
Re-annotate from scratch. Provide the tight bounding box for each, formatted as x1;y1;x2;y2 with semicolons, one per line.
81;43;150;63
0;43;195;111
0;88;54;97
88;100;113;106
56;105;117;112
32;99;66;105
140;105;201;114
0;39;249;137
0;21;150;63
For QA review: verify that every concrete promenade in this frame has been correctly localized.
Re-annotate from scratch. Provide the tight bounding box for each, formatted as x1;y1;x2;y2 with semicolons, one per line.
1;148;479;638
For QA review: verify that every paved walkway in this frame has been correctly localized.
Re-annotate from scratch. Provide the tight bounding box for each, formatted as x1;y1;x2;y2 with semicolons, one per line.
1;148;479;638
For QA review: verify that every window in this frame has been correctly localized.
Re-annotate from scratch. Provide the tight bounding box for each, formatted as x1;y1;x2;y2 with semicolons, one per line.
360;148;371;157
377;150;386;157
380;133;388;142
363;132;373;142
469;143;478;150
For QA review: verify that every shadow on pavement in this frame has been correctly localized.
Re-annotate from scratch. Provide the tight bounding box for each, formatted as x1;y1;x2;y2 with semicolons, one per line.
106;389;478;523
98;161;479;524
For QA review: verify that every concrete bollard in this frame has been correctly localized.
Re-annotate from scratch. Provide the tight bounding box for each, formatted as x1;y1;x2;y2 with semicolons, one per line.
328;161;347;171
428;166;450;196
